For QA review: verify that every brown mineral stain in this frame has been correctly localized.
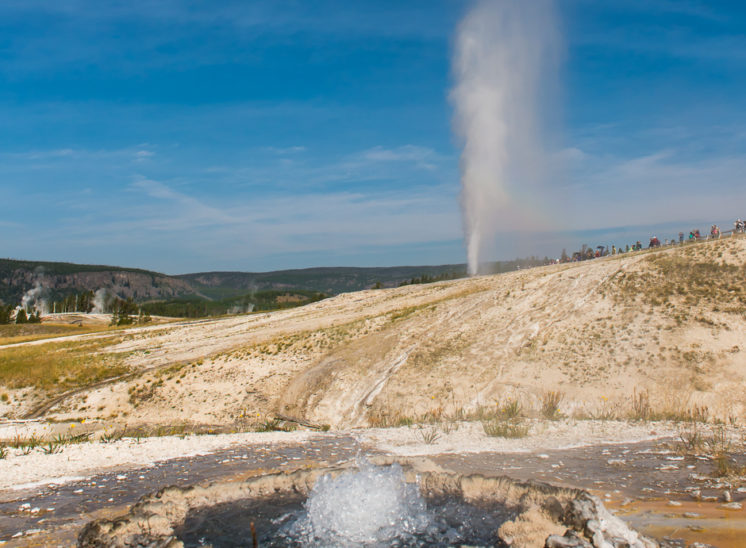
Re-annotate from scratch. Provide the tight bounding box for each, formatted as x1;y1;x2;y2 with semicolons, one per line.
605;497;746;548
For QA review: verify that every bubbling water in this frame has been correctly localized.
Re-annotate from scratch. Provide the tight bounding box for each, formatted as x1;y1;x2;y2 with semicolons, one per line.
177;463;510;547
278;462;433;545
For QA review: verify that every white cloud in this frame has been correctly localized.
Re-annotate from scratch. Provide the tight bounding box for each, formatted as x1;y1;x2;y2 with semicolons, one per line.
561;147;746;229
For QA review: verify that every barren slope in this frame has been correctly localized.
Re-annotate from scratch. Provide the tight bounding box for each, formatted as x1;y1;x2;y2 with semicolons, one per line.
2;237;745;428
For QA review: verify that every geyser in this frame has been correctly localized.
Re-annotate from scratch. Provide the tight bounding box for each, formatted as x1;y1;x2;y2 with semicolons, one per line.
79;461;657;548
451;0;560;275
278;462;435;545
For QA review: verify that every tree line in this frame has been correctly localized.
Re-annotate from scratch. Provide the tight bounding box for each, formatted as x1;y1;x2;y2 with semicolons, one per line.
0;305;41;324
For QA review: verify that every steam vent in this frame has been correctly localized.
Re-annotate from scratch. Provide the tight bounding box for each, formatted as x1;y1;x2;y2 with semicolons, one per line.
78;459;656;547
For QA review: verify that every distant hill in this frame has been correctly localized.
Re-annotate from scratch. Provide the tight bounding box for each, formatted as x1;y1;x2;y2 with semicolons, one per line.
0;258;468;308
1;256;554;315
178;265;467;299
0;259;200;306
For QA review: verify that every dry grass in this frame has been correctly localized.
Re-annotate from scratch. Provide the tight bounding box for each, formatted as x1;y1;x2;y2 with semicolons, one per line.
0;337;129;391
630;389;652;421
628;388;711;422
611;245;746;315
0;323;111;346
674;424;746;477
482;418;529;438
541;391;563;420
415;426;441;444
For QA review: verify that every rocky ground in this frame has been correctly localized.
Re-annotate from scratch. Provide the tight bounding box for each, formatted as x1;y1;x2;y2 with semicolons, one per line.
1;422;744;546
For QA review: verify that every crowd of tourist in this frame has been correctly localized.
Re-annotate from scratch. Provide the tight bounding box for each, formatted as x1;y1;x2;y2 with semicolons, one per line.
559;218;745;263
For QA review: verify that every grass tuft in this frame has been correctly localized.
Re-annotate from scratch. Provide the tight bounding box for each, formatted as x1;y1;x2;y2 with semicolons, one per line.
541;391;563;420
416;427;441;445
482;418;529;438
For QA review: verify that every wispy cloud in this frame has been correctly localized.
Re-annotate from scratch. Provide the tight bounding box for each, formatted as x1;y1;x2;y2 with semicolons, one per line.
200;143;453;191
361;145;438;170
1;145;158;164
134;149;155;161
562;146;746;229
32;170;454;261
260;145;306;155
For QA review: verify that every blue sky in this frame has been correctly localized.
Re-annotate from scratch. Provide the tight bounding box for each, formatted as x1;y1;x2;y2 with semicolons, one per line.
2;0;746;273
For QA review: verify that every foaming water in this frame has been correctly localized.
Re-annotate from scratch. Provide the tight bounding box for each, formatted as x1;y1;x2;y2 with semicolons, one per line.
178;463;512;547
278;462;432;545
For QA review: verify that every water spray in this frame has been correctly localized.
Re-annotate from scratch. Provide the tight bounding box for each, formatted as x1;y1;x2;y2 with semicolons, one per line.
451;0;560;275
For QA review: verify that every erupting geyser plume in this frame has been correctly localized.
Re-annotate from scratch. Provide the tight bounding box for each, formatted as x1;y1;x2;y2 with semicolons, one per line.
451;0;561;275
92;288;109;314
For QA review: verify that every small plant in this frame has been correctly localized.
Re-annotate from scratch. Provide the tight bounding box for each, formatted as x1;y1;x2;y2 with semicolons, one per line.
416;427;441;445
677;424;704;454
499;398;522;420
67;432;92;444
714;451;733;477
41;441;63;454
687;405;709;423
0;446;7;459
100;430;124;444
706;426;730;454
440;419;459;435
53;433;69;445
257;418;281;432
482;419;529;438
256;418;294;432
9;433;41;451
588;398;621;421
630;389;651;421
541;391;563;420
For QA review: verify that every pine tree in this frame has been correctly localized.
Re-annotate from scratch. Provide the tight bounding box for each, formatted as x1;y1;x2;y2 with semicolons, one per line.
0;305;12;324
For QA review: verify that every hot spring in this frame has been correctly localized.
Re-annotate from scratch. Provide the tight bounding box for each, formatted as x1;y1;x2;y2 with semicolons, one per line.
79;459;657;547
177;462;511;547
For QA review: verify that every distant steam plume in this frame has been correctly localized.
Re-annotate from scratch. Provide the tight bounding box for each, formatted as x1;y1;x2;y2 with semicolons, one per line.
92;288;109;314
451;0;561;274
19;275;49;315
